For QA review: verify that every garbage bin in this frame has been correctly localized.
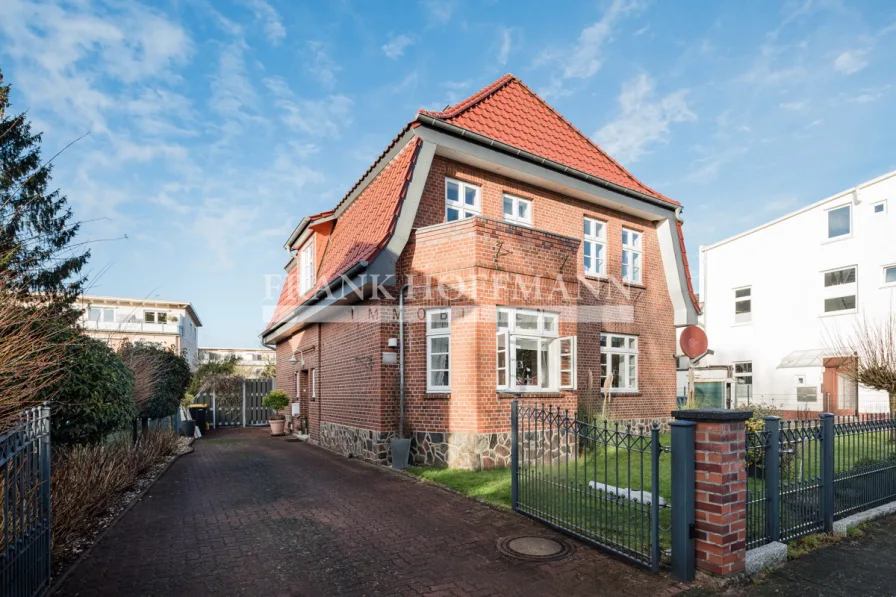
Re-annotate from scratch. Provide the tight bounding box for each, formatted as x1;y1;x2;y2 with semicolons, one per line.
188;404;208;436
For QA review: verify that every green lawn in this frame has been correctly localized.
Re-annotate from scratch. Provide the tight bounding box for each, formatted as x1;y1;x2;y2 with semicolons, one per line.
407;466;513;508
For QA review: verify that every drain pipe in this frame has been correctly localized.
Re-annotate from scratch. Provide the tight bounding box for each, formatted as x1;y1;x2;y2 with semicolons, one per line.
391;283;412;469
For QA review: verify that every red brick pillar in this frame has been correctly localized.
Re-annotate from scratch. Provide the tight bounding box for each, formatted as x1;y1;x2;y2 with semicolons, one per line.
672;409;751;576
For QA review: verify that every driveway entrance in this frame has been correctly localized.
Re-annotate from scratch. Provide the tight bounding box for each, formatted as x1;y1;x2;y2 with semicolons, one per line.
55;428;685;596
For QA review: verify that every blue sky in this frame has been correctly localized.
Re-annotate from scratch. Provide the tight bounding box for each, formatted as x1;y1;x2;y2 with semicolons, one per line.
2;0;894;347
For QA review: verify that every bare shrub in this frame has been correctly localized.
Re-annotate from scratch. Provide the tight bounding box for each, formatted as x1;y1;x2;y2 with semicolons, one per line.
827;313;896;414
51;430;181;560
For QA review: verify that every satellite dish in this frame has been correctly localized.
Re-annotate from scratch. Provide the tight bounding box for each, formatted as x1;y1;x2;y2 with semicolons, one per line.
680;326;708;360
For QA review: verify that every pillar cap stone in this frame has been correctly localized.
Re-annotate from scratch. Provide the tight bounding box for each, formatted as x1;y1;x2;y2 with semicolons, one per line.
672;408;753;422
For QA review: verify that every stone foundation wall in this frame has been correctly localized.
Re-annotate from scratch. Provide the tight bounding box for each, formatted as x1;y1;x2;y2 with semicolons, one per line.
319;421;396;465
411;431;513;470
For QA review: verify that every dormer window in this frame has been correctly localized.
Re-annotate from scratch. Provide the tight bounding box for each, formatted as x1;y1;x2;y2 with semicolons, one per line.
300;240;315;294
445;178;481;221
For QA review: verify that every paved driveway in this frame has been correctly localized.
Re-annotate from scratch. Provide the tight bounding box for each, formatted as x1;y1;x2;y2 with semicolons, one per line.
55;428;685;596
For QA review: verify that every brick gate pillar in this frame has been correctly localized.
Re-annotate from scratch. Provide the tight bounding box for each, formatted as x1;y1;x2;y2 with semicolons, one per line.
672;408;752;576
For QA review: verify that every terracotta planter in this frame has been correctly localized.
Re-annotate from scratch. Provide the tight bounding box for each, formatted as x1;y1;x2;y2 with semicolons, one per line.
269;418;286;435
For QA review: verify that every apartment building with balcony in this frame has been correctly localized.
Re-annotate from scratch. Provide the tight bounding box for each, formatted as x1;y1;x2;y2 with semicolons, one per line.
77;295;203;368
198;347;275;376
698;169;896;416
262;74;700;468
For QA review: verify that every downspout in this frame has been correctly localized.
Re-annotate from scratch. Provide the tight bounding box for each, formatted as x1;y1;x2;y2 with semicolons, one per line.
398;283;409;438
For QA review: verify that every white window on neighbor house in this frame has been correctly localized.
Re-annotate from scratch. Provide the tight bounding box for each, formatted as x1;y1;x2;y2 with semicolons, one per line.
872;200;887;214
502;194;532;226
733;361;753;404
88;307;115;323
622;228;643;284
884;265;896;287
822;266;858;314
445;178;481;221
600;333;637;392
144;311;168;324
300;240;315;295
734;287;752;324
496;307;575;392
426;309;451;392
826;204;852;239
583;217;607;277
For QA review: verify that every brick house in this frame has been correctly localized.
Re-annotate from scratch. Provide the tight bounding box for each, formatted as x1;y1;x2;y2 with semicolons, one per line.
262;74;700;469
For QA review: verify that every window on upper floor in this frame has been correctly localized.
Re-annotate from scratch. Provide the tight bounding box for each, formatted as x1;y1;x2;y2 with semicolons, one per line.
873;200;887;215
144;311;168;324
426;309;451;392
583;217;607;277
445;178;481;221
496;307;575;392
883;265;896;287
827;204;851;239
88;307;115;323
822;265;857;314
300;240;315;295
600;333;637;392
502;194;532;226
734;287;752;324
622;228;643;284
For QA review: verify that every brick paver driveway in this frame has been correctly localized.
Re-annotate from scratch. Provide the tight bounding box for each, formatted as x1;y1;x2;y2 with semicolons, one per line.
56;428;685;596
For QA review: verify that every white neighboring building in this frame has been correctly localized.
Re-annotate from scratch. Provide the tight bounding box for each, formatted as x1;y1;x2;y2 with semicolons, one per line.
198;347;275;376
698;170;896;416
77;295;203;369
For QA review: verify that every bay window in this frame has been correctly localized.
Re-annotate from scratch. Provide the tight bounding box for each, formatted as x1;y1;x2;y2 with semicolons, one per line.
600;333;638;392
496;307;576;392
426;309;451;392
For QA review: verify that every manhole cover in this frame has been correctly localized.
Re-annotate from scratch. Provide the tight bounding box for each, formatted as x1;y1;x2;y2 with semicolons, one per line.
496;536;574;561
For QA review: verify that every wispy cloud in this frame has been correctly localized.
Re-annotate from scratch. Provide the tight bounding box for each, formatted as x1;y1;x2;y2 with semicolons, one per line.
421;0;457;24
497;28;512;66
246;0;286;45
833;49;868;74
306;41;340;89
595;73;696;163
382;34;415;59
209;41;259;122
263;76;353;137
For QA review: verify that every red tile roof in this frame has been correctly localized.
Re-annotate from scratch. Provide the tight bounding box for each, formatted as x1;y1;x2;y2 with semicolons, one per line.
419;74;678;206
266;138;422;331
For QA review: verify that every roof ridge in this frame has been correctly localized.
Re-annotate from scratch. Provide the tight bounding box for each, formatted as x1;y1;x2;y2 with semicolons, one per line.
418;73;517;119
509;78;672;203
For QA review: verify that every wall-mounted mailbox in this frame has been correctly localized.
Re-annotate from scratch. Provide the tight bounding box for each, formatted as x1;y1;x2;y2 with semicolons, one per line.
382;351;397;365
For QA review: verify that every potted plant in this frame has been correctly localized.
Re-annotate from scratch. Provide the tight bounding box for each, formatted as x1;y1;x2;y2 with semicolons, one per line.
262;390;290;436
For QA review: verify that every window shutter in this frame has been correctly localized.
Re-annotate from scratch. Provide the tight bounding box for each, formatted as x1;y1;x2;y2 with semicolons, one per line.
559;336;577;389
496;330;510;390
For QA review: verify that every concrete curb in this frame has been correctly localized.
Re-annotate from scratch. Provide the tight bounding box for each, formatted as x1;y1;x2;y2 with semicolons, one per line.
49;441;195;595
833;501;896;537
745;541;787;576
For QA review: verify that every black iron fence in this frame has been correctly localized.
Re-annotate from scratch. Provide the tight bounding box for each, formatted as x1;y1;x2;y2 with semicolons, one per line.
746;414;896;549
511;401;667;570
0;407;51;597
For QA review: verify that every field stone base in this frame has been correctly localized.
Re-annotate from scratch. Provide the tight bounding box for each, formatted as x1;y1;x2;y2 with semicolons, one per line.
745;542;787;576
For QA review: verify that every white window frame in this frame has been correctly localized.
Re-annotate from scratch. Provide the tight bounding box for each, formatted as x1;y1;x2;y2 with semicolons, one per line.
600;333;638;393
826;204;852;240
496;307;575;392
734;286;752;325
883;264;896;288
144;310;168;324
583;217;607;278
88;307;115;323
300;240;315;295
872;200;887;215
502;194;533;226
622;228;643;284
733;361;753;404
295;371;301;399
426;309;451;392
311;368;317;398
445;178;481;221
821;265;858;315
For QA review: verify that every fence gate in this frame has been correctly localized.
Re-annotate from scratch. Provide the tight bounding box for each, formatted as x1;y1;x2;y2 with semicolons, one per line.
510;401;668;571
204;378;276;428
0;407;51;597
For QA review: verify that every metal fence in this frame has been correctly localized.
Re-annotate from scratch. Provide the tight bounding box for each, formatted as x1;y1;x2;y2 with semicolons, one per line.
746;414;896;549
196;378;275;428
511;401;667;570
0;407;51;597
